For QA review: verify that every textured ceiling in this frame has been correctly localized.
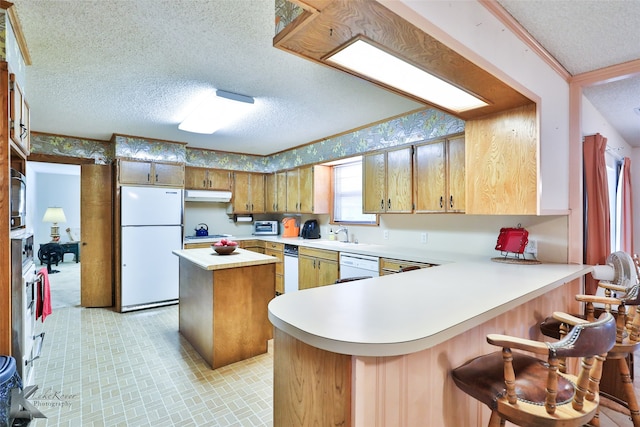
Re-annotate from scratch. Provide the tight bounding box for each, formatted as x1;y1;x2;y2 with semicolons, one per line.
497;0;640;146
11;0;422;155
11;0;640;154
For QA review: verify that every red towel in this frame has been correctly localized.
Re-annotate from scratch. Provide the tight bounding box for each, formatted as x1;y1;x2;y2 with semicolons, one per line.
36;267;52;322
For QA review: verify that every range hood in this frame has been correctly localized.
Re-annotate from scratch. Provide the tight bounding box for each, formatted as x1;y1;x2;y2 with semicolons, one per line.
184;190;232;203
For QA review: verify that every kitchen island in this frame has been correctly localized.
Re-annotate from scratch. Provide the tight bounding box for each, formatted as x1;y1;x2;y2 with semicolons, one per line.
268;260;592;426
172;247;278;369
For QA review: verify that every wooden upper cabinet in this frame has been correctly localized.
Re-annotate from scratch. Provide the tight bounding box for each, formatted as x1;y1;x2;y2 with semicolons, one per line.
118;159;152;185
363;147;412;213
447;136;466;213
118;159;184;187
9;73;30;157
276;172;288;213
465;104;537;214
299;165;330;214
363;152;386;213
265;173;278;213
232;172;265;213
266;172;288;213
185;167;232;190
284;166;330;214
154;162;185;186
414;135;465;213
286;168;300;212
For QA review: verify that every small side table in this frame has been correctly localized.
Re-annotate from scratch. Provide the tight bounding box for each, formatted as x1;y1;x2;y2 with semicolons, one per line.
59;241;80;263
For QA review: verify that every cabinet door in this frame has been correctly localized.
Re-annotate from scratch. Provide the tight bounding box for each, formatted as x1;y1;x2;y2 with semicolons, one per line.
265;174;278;213
385;147;413;212
276;172;288;212
414;141;446;212
298;166;314;213
465;104;537;214
119;160;152;185
286;169;299;212
447;136;465;213
208;169;232;190
185;167;208;189
363;152;386;213
153;163;184;186
233;172;251;213
316;259;338;287
249;174;265;213
298;255;317;290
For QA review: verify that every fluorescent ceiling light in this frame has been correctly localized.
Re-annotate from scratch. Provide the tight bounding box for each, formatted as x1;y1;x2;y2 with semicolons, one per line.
179;90;255;134
326;39;488;112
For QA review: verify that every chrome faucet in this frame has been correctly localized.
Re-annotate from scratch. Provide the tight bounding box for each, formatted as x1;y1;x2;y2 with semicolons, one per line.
335;226;349;243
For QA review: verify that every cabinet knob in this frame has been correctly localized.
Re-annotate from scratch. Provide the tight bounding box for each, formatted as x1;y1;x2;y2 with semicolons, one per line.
380;199;384;210
440;196;443;209
450;195;454;209
388;198;391;210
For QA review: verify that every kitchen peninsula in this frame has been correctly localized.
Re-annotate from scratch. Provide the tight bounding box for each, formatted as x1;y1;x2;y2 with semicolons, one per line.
268;260;592;426
172;247;278;369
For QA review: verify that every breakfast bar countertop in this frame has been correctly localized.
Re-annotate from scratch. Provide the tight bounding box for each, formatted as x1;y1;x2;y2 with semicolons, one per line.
172;247;278;271
268;260;592;357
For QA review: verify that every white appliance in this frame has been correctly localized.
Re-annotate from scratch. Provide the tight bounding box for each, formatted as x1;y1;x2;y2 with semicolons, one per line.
120;186;183;311
284;244;299;293
339;252;379;280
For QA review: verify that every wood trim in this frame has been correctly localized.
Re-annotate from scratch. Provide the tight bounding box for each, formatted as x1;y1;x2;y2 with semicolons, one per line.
478;0;570;82
28;154;96;165
570;59;640;87
6;4;32;66
0;61;10;355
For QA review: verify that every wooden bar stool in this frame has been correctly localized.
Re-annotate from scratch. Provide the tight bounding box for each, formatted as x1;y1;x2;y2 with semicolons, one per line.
452;311;616;427
573;289;640;427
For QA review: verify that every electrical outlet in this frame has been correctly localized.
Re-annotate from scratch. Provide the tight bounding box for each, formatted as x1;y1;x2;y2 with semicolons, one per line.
421;232;428;244
383;230;389;240
525;239;537;256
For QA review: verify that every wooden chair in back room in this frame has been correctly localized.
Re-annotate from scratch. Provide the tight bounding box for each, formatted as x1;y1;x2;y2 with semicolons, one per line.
451;311;616;427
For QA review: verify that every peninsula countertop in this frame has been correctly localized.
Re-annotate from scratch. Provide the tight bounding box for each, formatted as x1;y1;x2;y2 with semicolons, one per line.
172;247;278;270
268;260;592;357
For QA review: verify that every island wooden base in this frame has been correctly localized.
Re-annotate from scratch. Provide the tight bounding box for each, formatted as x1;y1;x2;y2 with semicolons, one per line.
178;258;275;369
273;278;581;426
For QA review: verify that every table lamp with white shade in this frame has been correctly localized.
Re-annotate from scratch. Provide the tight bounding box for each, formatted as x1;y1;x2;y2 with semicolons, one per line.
42;207;66;242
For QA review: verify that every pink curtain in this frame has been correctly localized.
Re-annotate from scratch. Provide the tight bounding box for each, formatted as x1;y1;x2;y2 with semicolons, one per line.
583;133;610;295
620;157;634;254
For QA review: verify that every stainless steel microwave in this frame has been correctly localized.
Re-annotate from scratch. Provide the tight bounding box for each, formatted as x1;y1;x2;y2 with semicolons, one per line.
253;221;279;235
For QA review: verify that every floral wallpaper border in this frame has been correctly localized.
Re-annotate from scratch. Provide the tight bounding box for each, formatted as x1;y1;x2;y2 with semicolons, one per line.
30;133;114;165
0;11;6;61
31;108;464;173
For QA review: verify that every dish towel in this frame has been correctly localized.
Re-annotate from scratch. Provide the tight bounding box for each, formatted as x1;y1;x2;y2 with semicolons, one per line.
36;267;52;322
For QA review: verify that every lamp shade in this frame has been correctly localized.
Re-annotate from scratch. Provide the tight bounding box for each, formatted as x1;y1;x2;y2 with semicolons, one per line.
42;207;67;223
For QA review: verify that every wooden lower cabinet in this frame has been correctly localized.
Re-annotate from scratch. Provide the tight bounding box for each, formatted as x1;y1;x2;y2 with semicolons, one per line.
379;257;434;275
264;242;284;295
239;239;264;254
299;247;338;289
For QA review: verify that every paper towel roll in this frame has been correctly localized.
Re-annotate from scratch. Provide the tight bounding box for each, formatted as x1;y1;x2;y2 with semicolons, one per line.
591;265;615;281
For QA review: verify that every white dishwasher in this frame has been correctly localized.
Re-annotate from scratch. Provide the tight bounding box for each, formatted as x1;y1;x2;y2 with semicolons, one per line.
339;252;379;279
283;244;299;293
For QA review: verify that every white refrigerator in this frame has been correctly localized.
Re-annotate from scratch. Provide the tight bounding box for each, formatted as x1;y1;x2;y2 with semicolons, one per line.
120;186;183;310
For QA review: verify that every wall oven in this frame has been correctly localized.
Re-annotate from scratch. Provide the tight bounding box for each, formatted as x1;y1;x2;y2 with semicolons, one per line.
11;232;44;386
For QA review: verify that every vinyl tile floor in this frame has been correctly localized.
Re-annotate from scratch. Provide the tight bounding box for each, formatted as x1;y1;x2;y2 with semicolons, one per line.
30;262;273;427
28;262;638;426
